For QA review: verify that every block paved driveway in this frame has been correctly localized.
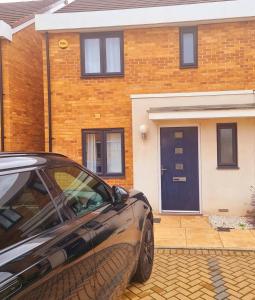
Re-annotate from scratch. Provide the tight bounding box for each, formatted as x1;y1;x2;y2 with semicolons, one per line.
121;249;255;300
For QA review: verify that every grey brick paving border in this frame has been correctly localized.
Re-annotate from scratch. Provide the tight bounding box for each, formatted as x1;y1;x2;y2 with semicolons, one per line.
155;247;255;256
208;257;229;300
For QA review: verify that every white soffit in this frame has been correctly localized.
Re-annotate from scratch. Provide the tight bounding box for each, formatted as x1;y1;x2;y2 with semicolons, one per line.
131;90;255;99
35;0;255;32
149;108;255;120
0;21;12;41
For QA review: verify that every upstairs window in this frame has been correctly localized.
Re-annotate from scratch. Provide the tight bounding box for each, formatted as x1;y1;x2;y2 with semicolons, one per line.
180;27;198;68
82;128;125;177
217;123;238;168
80;32;124;77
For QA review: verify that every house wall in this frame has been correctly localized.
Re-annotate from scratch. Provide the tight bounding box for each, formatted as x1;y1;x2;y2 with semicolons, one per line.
43;21;255;189
132;93;255;216
1;25;44;151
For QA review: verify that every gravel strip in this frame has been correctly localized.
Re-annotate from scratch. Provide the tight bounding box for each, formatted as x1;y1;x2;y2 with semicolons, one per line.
209;215;254;230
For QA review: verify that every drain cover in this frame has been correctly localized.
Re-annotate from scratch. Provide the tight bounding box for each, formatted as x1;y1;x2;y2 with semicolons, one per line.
217;227;231;232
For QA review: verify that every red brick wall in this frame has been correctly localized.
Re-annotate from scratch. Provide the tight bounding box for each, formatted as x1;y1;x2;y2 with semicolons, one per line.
1;25;45;151
43;21;255;188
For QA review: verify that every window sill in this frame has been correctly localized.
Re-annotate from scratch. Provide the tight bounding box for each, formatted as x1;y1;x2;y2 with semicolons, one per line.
180;64;198;69
217;166;240;170
101;175;126;180
80;73;124;79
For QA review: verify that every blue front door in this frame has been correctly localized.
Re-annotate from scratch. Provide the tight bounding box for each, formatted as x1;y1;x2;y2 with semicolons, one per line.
160;127;199;211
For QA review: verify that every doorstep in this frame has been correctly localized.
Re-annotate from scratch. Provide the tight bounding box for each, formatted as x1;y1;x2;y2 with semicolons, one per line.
153;214;255;250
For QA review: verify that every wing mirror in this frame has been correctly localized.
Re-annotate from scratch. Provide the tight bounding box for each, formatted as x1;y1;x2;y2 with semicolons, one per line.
112;186;129;204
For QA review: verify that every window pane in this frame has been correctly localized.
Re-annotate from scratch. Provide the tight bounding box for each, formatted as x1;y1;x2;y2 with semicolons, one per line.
220;128;234;164
0;172;60;250
182;32;195;64
106;132;122;173
48;166;112;217
106;37;121;73
84;38;101;73
86;133;103;174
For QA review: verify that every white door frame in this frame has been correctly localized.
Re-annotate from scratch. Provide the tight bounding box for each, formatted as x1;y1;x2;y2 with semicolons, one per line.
158;124;202;214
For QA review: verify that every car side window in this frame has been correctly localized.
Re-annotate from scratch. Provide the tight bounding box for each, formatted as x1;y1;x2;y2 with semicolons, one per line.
0;171;61;250
47;166;112;217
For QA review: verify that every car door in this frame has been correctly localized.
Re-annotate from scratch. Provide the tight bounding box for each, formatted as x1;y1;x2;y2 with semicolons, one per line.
89;187;137;300
46;164;138;300
0;168;96;300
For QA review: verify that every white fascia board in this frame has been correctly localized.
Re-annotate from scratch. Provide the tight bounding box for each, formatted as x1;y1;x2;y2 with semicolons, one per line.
149;108;255;120
131;90;255;100
12;0;71;35
12;18;35;35
0;20;12;41
35;0;255;32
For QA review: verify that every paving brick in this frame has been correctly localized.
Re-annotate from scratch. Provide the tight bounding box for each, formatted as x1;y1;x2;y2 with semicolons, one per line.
215;291;229;300
140;296;154;300
151;286;165;294
242;294;255;300
151;293;166;300
121;249;255;300
201;295;215;300
189;291;204;300
138;290;154;298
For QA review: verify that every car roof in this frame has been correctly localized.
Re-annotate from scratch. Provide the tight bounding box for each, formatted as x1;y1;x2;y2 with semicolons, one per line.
0;152;69;172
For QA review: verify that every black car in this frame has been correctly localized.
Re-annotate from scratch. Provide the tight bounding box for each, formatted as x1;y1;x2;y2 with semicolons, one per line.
0;153;154;300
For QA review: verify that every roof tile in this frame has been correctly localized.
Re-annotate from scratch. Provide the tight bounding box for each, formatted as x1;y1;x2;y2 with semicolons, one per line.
0;0;60;28
58;0;234;13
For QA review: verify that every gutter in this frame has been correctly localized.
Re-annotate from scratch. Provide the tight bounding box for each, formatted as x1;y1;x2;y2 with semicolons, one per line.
45;32;52;152
0;39;4;151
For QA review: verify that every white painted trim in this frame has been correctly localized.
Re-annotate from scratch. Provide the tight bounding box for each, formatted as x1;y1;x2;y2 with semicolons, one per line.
12;0;71;34
35;0;255;32
131;90;255;100
0;20;12;41
158;124;202;215
5;0;73;37
149;108;255;120
12;19;35;35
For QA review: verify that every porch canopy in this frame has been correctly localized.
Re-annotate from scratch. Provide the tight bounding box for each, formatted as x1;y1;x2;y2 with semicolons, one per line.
148;103;255;120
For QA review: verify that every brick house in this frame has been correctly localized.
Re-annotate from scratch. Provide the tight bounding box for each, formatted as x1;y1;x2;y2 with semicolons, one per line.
36;0;255;216
0;0;67;152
